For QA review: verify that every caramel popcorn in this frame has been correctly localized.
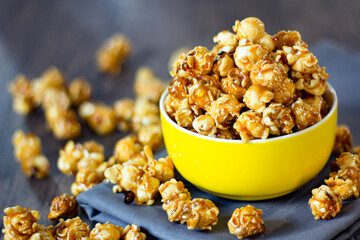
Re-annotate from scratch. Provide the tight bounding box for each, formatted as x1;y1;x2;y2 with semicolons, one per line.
78;101;117;135
96;33;132;74
41;88;72;111
166;17;329;141
263;103;295;135
331;152;360;172
308;185;342;220
134;67;166;102
12;130;50;178
29;225;54;240
143;146;174;182
137;124;163;151
228;205;265;239
71;168;104;196
325;167;360;200
58;140;105;175
168;47;191;72
171;46;215;78
8;74;35;115
122;224;146;240
90;222;123;240
53;217;90;239
2;206;39;240
233;111;269;143
159;179;219;230
113;135;143;163
113;98;134;131
333;125;353;156
68;77;92;106
48;193;78;222
45;107;81;139
131;97;161;132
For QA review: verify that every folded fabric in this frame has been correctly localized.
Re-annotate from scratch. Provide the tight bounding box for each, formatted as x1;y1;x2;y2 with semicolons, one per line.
77;42;360;240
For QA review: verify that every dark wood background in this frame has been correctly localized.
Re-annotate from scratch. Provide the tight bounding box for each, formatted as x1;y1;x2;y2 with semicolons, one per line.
1;0;360;238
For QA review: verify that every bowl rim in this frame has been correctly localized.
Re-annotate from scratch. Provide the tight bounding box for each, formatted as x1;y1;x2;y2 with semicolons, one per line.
159;83;338;144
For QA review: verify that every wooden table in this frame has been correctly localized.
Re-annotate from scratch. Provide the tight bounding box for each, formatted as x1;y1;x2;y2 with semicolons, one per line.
1;0;360;237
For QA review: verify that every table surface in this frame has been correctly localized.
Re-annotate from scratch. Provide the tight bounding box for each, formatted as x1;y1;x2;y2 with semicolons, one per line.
1;0;360;238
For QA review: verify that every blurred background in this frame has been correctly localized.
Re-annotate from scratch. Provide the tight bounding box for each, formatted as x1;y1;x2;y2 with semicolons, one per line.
1;0;360;233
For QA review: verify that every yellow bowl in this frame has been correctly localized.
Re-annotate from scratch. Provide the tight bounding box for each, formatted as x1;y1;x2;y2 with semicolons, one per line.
160;84;338;200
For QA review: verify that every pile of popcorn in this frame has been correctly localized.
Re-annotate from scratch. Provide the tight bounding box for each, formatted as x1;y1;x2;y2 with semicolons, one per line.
166;17;329;142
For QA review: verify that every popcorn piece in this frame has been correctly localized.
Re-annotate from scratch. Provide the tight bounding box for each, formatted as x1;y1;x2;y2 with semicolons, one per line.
132;97;161;132
78;101;117;135
90;222;123;240
308;185;342;220
71;168;103;196
188;81;220;110
175;107;195;129
114;98;134;131
284;46;318;74
207;94;244;129
273;30;308;49
48;193;78;222
291;97;321;130
68;77;92;106
213;31;238;53
8;74;35;115
29;225;54;240
171;46;216;79
41;88;72;111
53;217;90;239
325;167;360;200
192;114;217;137
122;224;146;240
12;130;50;178
234;111;269;142
233;43;266;73
2;206;40;240
134;67;166;102
143;146;174;182
332;152;360;172
228;205;265;239
220;68;249;101
233;17;265;42
263;103;295;135
243;85;274;113
45;107;81;139
212;53;235;77
137;124;163;151
113;135;143;163
168;47;191;72
292;67;328;96
332;125;353;156
159;179;219;230
250;59;287;90
96;33;132;75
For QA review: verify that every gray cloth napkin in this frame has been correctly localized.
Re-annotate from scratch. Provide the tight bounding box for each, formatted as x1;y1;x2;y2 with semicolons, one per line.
77;42;360;240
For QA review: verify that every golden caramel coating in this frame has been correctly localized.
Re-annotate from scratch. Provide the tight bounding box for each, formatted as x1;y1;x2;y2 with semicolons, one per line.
68;77;92;106
90;222;123;240
8;74;35;115
250;58;287;90
133;173;160;205
58;140;105;175
188;82;220;110
143;146;174;182
113;135;143;163
78;101;117;135
292;66;329;96
182;198;219;230
216;129;238;139
207;94;243;129
137;124;163;151
29;225;55;240
132;97;161;132
333;152;360;171
41;88;72;111
257;33;275;53
243;85;274;113
171;46;215;78
53;217;90;239
2;206;40;240
168;77;191;100
134;67;166;102
303;95;328;118
263;103;295;135
212;53;235;77
174;107;195;129
96;33;131;75
12;130;50;178
220;68;249;101
122;224;146;240
192;114;217;137
233;42;266;73
332;125;353;156
283;46;318;74
234;111;269;143
213;31;238;53
308;185;342;220
168;47;191;72
164;95;189;119
158;179;191;202
273;30;308;49
228;205;265;239
48;194;78;222
45;107;81;139
31;66;66;106
71;168;103;196
291;97;321;130
113;98;135;131
233;17;265;42
325;167;360;200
